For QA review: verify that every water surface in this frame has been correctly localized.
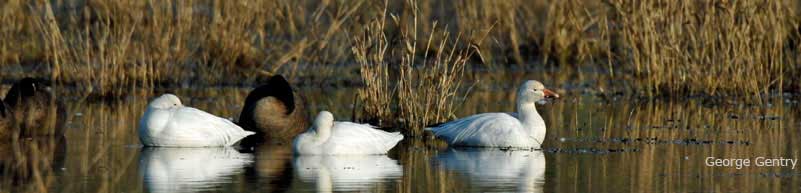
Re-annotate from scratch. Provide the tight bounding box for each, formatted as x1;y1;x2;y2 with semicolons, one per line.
1;86;800;192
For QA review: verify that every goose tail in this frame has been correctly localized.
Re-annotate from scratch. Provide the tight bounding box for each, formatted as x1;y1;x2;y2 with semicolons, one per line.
383;132;404;152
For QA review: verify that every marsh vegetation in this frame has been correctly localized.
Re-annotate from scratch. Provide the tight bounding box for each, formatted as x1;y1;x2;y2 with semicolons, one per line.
2;0;801;192
2;0;801;133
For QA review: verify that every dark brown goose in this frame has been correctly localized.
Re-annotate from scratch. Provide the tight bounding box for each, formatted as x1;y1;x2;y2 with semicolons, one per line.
238;75;309;145
1;78;66;139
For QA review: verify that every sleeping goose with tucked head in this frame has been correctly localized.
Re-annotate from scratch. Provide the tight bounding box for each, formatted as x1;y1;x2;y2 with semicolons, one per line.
293;111;403;155
426;80;559;149
238;75;309;145
138;94;255;147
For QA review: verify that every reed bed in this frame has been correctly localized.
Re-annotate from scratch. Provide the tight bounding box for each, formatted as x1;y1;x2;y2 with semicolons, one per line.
353;0;478;135
2;0;797;94
1;0;800;133
607;0;796;99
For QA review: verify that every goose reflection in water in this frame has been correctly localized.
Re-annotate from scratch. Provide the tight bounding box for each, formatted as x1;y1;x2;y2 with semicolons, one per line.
240;144;295;192
293;155;403;192
435;148;546;193
139;147;254;193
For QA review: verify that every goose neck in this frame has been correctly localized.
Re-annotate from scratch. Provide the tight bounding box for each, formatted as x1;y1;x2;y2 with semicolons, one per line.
315;124;331;142
517;102;538;117
516;102;543;127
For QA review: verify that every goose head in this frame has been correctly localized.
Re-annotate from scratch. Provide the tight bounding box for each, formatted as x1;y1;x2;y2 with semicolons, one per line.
517;80;559;104
313;111;335;132
148;94;183;109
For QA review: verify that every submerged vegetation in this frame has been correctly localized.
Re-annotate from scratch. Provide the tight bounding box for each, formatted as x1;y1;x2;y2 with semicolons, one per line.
1;0;800;133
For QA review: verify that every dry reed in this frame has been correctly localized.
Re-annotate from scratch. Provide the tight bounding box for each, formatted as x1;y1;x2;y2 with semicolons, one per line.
607;0;795;100
353;0;479;136
0;0;798;99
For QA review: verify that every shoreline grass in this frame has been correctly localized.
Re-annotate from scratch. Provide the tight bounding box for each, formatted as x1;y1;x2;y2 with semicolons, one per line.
353;0;480;135
0;0;797;97
1;0;800;135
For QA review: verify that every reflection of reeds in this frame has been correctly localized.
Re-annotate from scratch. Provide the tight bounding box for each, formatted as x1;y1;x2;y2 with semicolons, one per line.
396;140;466;193
539;95;801;192
0;138;65;193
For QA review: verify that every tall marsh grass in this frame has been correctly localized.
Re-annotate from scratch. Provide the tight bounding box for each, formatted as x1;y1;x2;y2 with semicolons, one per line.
0;0;799;118
354;1;477;135
608;0;795;99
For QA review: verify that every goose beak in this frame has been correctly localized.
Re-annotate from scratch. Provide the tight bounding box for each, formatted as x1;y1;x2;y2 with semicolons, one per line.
543;89;560;99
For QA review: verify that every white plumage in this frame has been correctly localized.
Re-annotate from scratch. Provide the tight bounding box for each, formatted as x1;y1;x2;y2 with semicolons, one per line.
435;148;546;192
139;94;255;147
293;155;403;192
140;147;254;193
293;111;403;155
427;80;559;149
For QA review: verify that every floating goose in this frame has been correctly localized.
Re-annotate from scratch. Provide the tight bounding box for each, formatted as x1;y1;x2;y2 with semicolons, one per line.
238;75;309;144
427;80;559;149
293;111;403;155
138;94;255;147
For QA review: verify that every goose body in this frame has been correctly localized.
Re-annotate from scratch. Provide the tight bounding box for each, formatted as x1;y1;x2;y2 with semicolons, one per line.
139;94;255;147
428;80;559;149
293;111;403;155
238;75;309;145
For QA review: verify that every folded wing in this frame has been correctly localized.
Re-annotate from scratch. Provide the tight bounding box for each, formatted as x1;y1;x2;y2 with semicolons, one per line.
428;113;525;147
160;107;254;146
326;122;404;154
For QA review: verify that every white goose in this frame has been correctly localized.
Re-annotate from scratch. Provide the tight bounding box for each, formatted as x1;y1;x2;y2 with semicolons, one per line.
138;94;255;147
293;111;403;155
427;80;559;149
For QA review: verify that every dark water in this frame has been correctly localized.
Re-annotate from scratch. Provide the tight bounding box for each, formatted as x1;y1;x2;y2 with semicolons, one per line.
1;86;800;193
